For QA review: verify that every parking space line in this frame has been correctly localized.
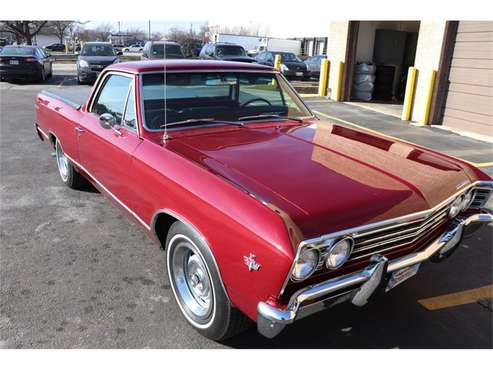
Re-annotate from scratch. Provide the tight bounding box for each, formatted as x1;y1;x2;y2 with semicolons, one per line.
312;110;488;169
418;284;493;311
475;162;493;168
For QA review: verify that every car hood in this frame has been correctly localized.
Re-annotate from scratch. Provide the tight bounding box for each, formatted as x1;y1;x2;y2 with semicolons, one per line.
167;121;477;238
78;55;118;64
220;56;256;63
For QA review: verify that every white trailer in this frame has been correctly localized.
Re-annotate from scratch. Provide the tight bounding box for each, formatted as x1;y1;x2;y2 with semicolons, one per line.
213;34;265;55
261;38;302;55
212;34;302;56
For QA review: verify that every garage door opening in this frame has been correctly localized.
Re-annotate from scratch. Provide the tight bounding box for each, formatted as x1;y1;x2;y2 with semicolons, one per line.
347;21;421;118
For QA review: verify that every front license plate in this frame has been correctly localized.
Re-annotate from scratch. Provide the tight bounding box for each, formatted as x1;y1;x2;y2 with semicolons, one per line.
296;72;303;76
386;263;420;292
10;60;19;65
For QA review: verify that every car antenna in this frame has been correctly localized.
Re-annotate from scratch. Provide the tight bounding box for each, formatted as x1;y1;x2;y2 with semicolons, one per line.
163;48;169;143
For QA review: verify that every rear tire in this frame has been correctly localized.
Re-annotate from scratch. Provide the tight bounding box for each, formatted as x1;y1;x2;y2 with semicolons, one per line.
166;221;251;341
55;139;86;189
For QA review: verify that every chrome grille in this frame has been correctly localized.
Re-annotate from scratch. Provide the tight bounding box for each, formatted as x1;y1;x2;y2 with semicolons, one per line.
349;200;452;261
471;187;492;208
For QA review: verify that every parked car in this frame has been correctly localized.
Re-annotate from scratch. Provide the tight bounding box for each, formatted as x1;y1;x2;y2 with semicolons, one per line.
304;54;327;78
112;44;125;53
76;42;121;84
199;42;256;63
34;60;493;341
45;43;66;52
0;45;52;82
123;44;144;53
256;51;309;79
142;41;185;60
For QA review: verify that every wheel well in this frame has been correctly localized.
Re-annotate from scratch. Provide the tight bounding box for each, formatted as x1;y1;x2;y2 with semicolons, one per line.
153;212;179;249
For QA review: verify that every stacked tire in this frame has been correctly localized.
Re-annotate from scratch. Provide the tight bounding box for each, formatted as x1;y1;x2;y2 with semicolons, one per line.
352;63;376;101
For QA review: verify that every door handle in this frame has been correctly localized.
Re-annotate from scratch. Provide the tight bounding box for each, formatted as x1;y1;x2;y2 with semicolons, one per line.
75;127;85;134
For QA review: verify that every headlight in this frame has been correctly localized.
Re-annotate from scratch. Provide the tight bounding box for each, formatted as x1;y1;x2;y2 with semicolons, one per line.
449;196;463;218
292;247;319;280
78;59;89;68
460;190;474;210
325;237;354;269
280;63;289;73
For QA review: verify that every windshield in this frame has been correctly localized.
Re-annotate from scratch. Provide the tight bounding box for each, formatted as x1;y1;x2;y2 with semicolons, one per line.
215;45;246;57
81;44;115;56
150;44;184;59
141;71;312;130
0;47;34;56
278;52;301;62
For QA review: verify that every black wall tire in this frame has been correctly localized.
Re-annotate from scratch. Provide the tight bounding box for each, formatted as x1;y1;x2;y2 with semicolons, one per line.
166;221;251;341
55;140;86;189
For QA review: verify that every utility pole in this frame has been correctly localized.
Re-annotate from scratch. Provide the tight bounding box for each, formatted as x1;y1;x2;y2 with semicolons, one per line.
148;20;151;40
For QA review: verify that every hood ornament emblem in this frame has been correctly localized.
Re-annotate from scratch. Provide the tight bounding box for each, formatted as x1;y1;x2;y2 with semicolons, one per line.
244;253;261;272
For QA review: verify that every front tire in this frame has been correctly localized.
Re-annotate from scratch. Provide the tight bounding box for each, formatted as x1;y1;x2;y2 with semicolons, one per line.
55;139;86;189
166;221;251;341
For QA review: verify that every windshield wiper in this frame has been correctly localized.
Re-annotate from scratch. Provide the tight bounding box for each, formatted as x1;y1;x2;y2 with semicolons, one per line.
160;118;244;128
237;114;304;123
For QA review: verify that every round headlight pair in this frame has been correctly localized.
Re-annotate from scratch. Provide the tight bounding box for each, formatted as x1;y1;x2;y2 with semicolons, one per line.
449;190;475;218
291;237;354;280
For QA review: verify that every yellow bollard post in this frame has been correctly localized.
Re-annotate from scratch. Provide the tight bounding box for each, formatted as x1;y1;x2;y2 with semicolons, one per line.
64;41;68;54
333;61;344;102
274;54;282;71
318;59;330;97
419;69;437;125
401;67;417;121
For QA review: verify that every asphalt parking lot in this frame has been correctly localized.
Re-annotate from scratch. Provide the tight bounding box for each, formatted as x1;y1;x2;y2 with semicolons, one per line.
0;66;492;349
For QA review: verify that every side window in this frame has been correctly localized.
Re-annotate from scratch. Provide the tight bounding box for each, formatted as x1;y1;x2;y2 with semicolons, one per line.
91;74;132;125
122;86;137;130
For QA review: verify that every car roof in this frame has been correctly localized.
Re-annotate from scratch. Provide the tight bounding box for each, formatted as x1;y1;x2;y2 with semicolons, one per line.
214;42;244;47
84;42;111;45
107;59;273;73
147;40;180;45
3;45;37;49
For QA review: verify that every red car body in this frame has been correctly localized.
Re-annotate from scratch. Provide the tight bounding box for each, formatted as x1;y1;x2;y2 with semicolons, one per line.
34;60;493;339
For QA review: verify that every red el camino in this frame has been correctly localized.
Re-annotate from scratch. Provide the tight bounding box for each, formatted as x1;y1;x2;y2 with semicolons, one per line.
34;60;493;340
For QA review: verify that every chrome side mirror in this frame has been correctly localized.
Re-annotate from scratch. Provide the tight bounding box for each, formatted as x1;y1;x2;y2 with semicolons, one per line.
99;113;116;129
99;113;122;136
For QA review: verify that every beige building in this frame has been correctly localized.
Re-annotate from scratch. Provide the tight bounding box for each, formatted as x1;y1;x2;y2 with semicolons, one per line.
324;21;492;140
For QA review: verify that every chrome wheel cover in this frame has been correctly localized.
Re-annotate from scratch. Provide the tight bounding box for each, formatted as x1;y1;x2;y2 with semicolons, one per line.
168;234;214;327
55;141;69;182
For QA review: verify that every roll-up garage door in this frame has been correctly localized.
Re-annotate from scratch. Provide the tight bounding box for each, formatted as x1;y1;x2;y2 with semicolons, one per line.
442;21;493;138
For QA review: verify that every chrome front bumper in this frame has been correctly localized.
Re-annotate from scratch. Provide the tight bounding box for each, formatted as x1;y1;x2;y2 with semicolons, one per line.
257;212;493;338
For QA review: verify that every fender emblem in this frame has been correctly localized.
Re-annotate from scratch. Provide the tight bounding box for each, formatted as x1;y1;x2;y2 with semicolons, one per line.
243;253;261;272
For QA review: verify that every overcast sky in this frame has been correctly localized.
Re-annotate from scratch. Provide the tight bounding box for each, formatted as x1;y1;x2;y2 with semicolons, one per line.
82;20;330;38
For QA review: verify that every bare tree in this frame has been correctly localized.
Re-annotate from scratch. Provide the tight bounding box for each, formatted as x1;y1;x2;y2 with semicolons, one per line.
126;27;146;41
95;23;114;41
0;21;48;45
48;21;76;43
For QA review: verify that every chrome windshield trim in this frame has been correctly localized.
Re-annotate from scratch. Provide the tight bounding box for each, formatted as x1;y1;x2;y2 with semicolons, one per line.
278;180;493;296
